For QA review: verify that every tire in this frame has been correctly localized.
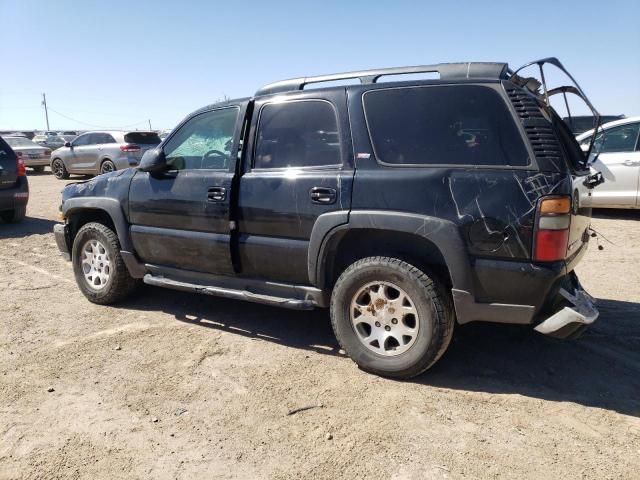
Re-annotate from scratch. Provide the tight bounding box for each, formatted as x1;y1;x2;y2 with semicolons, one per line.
51;158;69;179
72;222;139;304
31;166;45;173
1;205;26;223
330;256;454;379
100;160;115;175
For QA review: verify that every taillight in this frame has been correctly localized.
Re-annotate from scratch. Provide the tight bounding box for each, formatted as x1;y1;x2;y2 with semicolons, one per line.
533;196;571;262
120;144;141;152
16;152;26;177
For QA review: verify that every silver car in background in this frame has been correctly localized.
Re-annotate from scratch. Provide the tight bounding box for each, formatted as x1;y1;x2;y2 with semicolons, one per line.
577;116;640;209
3;136;51;172
50;130;161;179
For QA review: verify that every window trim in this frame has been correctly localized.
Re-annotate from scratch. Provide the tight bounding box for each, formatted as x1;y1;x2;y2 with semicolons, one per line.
361;83;533;170
251;98;343;171
161;105;241;171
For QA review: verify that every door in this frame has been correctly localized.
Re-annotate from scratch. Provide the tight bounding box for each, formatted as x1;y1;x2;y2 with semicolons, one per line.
128;104;245;275
237;91;353;285
66;133;95;172
587;122;640;207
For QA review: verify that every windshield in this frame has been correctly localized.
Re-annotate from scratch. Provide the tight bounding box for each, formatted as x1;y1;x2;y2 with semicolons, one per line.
5;137;35;148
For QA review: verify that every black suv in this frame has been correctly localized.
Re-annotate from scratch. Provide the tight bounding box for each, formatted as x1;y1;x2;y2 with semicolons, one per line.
0;136;29;223
54;58;601;378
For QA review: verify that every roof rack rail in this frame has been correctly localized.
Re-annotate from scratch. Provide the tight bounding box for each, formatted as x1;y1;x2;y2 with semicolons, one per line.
255;62;509;96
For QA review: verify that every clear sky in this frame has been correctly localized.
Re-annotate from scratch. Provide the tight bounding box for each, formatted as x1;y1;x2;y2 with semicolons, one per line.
1;0;638;131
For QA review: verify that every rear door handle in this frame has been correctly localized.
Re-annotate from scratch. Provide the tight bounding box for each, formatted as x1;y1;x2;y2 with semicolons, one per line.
207;186;226;202
623;160;639;166
309;187;337;204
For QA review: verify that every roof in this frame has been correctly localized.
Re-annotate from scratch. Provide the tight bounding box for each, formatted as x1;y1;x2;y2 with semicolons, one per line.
255;62;510;96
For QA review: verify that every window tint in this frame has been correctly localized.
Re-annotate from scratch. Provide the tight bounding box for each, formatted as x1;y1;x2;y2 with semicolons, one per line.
125;132;161;145
163;107;238;170
72;134;91;146
364;85;529;166
91;133;115;144
590;123;640;153
254;100;341;169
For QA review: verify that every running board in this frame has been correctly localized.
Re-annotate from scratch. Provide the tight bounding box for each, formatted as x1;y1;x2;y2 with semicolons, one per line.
143;274;319;310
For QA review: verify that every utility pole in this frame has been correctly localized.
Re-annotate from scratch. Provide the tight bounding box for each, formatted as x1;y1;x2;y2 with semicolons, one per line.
148;119;152;130
41;93;50;131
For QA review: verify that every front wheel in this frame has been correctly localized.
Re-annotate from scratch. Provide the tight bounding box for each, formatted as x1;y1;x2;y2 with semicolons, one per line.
72;222;139;304
330;257;454;379
51;158;69;179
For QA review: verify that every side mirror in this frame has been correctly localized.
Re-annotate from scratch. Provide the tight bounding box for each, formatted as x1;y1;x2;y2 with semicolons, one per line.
139;148;168;173
65;142;72;148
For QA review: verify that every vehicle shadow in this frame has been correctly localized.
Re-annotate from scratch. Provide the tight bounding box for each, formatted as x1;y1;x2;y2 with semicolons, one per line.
592;208;640;221
420;297;640;417
0;216;57;238
121;288;640;416
122;286;342;356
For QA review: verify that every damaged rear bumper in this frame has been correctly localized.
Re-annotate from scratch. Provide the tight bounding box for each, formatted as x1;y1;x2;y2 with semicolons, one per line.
534;283;598;339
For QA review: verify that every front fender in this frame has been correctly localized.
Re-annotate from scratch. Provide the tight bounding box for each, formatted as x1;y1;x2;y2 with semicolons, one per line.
63;197;133;252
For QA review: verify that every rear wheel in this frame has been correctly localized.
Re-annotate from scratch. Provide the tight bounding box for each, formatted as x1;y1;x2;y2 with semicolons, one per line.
330;256;454;379
100;160;115;175
31;166;45;173
51;158;69;179
72;222;139;304
1;206;26;223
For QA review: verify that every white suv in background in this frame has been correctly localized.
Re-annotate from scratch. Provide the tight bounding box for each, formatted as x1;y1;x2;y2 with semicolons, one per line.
578;116;640;209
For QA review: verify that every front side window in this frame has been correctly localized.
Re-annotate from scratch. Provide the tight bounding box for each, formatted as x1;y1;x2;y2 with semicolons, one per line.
254;100;341;169
587;123;640;153
363;85;529;166
163;107;238;170
72;134;91;146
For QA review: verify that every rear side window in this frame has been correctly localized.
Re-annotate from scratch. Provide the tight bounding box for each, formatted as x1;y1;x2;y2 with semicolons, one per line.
584;123;640;153
254;100;341;169
124;132;161;145
363;85;529;167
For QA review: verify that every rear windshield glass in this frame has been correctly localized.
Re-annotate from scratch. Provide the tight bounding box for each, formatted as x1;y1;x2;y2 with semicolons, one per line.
124;132;162;144
363;85;529;167
0;137;16;164
5;137;34;148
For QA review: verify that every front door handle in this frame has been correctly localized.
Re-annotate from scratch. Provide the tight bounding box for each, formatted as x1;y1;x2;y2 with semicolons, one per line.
309;187;337;204
207;186;226;202
623;160;639;166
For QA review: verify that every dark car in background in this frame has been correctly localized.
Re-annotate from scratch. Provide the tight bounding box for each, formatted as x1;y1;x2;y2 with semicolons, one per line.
0;136;28;223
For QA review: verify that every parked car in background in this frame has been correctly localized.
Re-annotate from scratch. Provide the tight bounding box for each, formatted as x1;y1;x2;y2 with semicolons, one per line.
564;115;625;136
58;131;78;143
0;136;28;223
3;136;51;172
50;130;162;179
33;133;66;150
577;116;640;208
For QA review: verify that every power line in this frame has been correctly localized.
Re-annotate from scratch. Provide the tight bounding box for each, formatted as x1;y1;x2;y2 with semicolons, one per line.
47;106;150;130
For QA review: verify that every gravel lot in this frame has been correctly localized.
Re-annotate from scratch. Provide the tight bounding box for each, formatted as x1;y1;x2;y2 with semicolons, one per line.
1;171;639;479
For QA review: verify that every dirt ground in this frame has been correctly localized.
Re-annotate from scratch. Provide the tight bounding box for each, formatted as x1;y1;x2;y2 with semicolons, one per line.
1;171;639;480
